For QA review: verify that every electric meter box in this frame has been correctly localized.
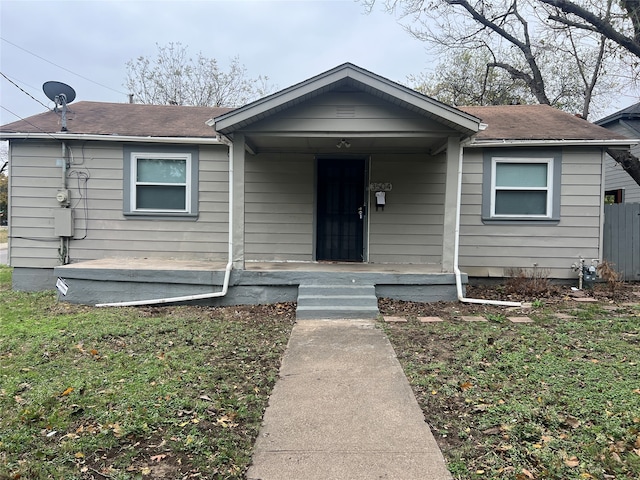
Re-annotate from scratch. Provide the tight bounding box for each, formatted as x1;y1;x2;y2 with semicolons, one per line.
54;209;74;237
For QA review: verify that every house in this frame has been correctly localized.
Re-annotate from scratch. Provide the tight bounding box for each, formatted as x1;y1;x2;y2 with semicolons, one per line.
595;102;640;203
0;63;634;315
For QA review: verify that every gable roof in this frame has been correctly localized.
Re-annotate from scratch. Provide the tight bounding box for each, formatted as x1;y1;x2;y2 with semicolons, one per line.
212;62;482;137
595;102;640;139
459;104;630;144
0;102;232;142
595;102;640;127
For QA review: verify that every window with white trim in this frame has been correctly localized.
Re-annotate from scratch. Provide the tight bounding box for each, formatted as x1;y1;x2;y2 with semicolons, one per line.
482;150;561;223
124;146;199;218
491;158;553;218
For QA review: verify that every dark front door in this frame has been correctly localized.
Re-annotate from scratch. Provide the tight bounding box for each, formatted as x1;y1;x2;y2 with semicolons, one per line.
316;158;366;262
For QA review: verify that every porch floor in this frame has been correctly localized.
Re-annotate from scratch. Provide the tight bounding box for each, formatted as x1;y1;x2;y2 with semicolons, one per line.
60;258;445;274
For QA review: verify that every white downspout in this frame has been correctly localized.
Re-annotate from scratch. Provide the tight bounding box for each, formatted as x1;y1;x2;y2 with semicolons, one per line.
454;139;521;307
96;137;234;307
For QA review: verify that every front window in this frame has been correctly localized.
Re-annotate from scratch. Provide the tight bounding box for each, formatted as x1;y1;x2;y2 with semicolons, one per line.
482;150;561;223
491;159;553;218
123;145;199;218
133;155;190;212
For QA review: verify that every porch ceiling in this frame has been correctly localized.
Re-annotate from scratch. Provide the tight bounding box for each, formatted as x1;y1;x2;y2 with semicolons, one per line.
243;133;448;155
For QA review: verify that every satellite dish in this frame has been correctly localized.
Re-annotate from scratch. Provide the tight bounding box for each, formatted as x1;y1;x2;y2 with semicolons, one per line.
43;81;76;131
43;81;76;105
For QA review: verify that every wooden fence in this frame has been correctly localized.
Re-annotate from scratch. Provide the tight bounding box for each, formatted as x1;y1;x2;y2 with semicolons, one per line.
603;203;640;282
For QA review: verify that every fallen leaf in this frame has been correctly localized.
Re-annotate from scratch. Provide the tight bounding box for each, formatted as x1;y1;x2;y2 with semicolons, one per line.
521;468;535;479
460;381;473;391
61;387;74;396
482;426;502;435
150;454;166;462
90;349;99;356
564;456;580;467
199;395;212;401
565;416;581;428
141;467;151;475
580;474;594;479
74;452;84;459
216;415;238;428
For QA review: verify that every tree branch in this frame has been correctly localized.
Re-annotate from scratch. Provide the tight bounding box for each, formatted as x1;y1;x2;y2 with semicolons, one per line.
606;148;640;187
539;0;640;57
447;0;550;104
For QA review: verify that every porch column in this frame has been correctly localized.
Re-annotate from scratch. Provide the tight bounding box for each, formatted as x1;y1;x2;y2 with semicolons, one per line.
232;133;245;270
441;136;461;272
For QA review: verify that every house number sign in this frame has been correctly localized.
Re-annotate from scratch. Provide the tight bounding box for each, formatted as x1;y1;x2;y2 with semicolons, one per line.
369;182;392;192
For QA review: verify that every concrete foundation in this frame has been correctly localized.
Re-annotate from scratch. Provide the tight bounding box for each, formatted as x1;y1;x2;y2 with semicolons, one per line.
11;260;467;307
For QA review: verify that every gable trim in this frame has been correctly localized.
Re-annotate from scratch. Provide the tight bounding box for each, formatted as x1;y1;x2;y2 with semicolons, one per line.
211;63;482;137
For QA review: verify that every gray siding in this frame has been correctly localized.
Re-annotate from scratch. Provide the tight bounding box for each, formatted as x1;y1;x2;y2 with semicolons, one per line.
368;153;445;264
247;91;453;135
603;122;640;203
459;147;603;279
243;153;447;265
244;153;314;261
9;140;229;268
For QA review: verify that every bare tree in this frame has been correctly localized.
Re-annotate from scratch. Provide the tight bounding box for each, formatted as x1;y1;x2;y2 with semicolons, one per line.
363;0;640;185
408;50;536;106
539;0;640;57
125;43;274;107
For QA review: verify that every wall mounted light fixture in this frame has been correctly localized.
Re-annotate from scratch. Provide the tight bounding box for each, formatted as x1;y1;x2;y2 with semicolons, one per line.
336;138;351;148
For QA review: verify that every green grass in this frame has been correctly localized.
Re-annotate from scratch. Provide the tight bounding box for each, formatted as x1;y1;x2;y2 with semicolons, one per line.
382;304;640;480
0;265;295;479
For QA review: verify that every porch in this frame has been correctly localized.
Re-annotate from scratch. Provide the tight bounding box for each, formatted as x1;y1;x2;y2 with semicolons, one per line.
54;258;466;309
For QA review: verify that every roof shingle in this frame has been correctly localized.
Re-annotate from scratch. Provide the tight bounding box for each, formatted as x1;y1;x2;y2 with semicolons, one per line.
0;101;233;138
0;101;629;143
458;104;627;141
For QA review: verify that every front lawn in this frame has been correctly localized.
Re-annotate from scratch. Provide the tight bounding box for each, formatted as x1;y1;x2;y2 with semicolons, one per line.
2;261;638;480
0;265;295;479
382;298;640;479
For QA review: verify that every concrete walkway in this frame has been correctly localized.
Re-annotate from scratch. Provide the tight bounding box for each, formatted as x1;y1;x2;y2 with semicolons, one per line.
247;319;453;480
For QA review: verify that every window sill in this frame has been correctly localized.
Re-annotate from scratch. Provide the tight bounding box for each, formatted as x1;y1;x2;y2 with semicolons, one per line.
481;217;559;225
124;212;199;221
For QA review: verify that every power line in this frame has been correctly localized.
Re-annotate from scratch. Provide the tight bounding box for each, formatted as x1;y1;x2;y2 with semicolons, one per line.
0;37;129;96
0;72;50;110
0;105;62;140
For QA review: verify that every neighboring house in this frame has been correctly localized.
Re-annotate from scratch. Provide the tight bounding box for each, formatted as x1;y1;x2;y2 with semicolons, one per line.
0;64;634;312
596;102;640;203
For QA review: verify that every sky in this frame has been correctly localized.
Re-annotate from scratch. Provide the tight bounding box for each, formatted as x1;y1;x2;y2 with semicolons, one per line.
0;0;638;128
0;0;434;126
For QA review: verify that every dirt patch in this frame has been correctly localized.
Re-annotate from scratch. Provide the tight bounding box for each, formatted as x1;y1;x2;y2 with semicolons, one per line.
379;281;639;319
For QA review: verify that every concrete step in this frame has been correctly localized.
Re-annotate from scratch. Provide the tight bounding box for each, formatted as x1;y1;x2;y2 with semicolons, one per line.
296;284;379;319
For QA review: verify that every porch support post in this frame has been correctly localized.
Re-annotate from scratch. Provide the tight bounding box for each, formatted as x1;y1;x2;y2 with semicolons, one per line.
232;133;246;270
441;136;461;272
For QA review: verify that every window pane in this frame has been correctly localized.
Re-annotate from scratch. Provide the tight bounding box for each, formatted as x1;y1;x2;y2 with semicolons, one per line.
137;185;186;210
496;163;547;187
137;158;186;183
495;190;547;215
